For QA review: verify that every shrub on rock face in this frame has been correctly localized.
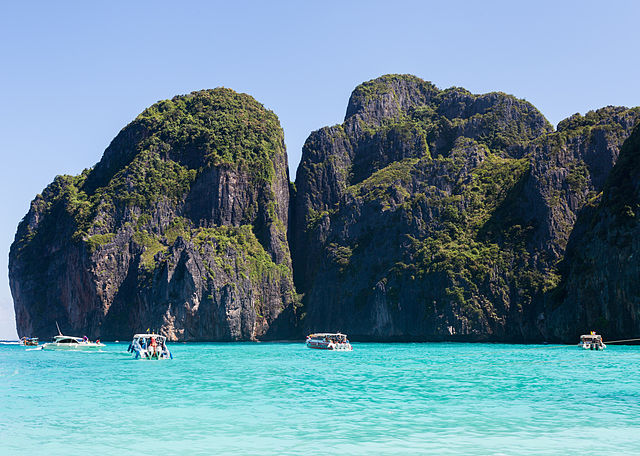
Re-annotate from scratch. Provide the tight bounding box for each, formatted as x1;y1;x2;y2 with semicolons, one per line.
10;88;298;341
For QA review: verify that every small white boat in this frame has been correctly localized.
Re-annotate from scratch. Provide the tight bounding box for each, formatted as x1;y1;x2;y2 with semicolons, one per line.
127;333;172;359
41;323;105;351
306;333;352;351
579;332;606;350
42;335;105;350
21;337;39;346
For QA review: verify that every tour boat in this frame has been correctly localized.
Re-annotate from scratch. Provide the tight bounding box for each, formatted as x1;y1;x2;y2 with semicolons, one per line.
306;333;352;351
127;333;172;359
20;337;38;346
579;332;606;350
41;335;105;350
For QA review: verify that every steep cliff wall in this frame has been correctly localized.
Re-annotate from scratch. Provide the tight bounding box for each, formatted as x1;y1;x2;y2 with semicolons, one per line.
10;89;298;341
549;124;640;340
293;74;640;341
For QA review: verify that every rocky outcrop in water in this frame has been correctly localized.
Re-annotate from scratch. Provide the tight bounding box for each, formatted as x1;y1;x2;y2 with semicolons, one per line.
10;89;298;341
292;75;640;341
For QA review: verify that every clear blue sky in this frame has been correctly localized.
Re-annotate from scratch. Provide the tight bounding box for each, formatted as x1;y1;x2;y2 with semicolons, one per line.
1;0;639;338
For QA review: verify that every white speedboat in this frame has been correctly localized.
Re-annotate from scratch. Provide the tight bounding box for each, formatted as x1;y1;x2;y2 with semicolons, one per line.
127;333;172;359
579;332;606;350
306;333;352;351
41;323;105;351
42;335;105;350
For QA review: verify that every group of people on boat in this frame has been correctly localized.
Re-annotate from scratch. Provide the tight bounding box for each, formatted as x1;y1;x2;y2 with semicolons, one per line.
580;331;606;350
128;334;172;359
306;332;353;350
325;334;348;344
144;336;166;358
82;335;101;344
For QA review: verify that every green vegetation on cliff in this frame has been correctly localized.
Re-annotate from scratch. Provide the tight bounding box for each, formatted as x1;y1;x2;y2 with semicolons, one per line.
549;124;640;340
193;225;291;281
295;74;640;341
10;87;296;341
135;89;284;178
347;73;553;158
600;123;640;219
21;89;289;253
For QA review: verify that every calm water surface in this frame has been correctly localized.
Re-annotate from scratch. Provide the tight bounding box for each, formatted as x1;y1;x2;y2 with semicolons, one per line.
1;342;639;455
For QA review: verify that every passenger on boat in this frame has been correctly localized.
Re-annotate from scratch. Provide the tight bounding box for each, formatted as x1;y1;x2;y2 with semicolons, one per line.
149;336;158;358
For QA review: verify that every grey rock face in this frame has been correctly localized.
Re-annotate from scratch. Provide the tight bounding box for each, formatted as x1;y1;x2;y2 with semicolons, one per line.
292;74;640;342
550;124;640;340
10;89;298;341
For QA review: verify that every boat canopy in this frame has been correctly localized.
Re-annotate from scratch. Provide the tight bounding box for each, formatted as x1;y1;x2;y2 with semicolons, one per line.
307;333;348;341
580;334;603;341
133;334;166;341
52;336;82;343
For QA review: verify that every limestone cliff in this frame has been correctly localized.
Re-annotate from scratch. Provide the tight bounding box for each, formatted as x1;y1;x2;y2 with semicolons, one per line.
10;76;640;343
550;124;640;340
10;89;298;341
292;75;640;341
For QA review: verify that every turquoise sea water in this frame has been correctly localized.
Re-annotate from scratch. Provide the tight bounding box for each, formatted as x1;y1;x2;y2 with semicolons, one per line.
1;342;639;455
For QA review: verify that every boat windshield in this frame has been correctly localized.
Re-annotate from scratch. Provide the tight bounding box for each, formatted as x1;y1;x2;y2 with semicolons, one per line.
56;337;79;344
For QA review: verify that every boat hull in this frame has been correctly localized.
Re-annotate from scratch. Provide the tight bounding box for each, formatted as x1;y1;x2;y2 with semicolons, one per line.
42;343;105;350
132;347;172;359
306;341;352;351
